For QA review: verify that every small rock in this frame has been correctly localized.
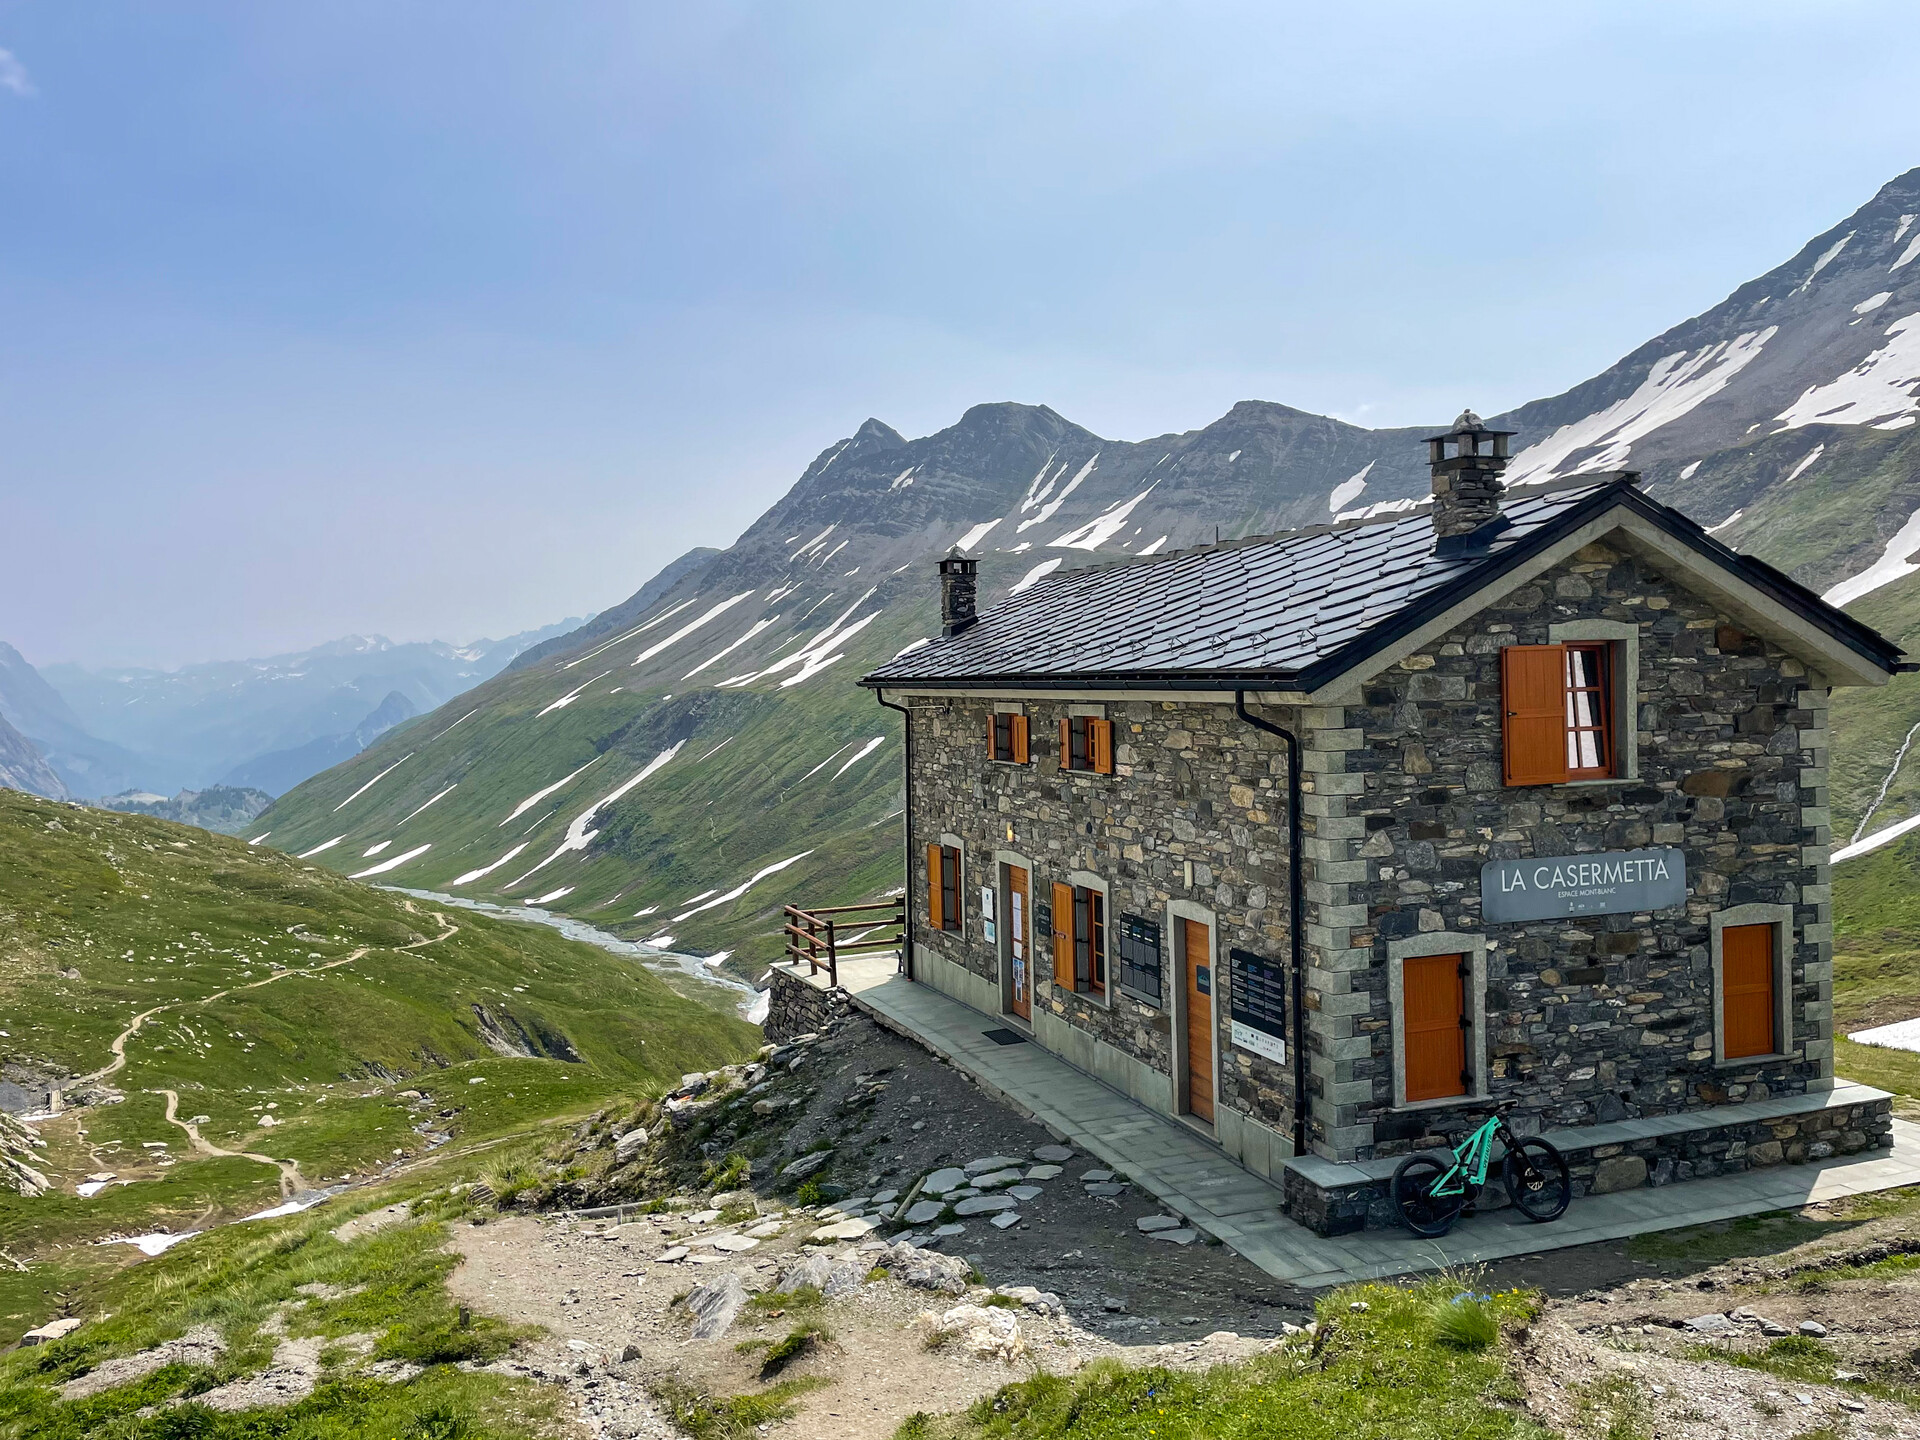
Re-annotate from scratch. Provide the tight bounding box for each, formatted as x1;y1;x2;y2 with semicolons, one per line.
21;1317;84;1346
744;1220;784;1239
706;1235;758;1252
953;1195;1017;1217
620;1343;641;1363
1838;1398;1866;1413
932;1223;966;1237
808;1217;878;1243
904;1199;947;1225
990;1211;1021;1229
1799;1320;1828;1337
780;1151;831;1182
1080;1169;1114;1183
921;1167;969;1196
1760;1320;1790;1336
964;1156;1022;1176
1136;1214;1184;1234
1101;1296;1126;1313
1032;1145;1074;1163
1007;1185;1043;1202
1025;1165;1062;1181
1151;1229;1199;1245
655;1247;689;1263
1684;1313;1735;1335
973;1168;1025;1190
997;1285;1065;1314
686;1209;721;1225
1835;1369;1864;1382
613;1129;649;1160
1085;1183;1125;1197
1203;1331;1239;1344
872;1189;899;1205
1349;1301;1370;1313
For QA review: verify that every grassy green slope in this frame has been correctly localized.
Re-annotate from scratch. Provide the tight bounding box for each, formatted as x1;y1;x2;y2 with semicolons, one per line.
1829;830;1920;1119
0;787;757;1332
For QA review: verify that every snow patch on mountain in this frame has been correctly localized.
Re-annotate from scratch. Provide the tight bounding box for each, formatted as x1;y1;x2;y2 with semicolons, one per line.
1016;455;1098;533
331;753;413;812
1783;444;1826;484
1327;462;1373;513
507;743;684;889
450;843;528;887
670;851;814;924
298;835;345;858
630;592;756;667
539;670;612;716
1010;558;1064;594
684;617;778;679
399;783;457;824
1052;483;1157;551
1775;313;1920;431
956;519;1002;551
1855;291;1894;315
565;597;696;669
1794;231;1854;294
1824;503;1920;608
351;843;431;879
1506;329;1778;487
502;756;603;827
834;735;887;777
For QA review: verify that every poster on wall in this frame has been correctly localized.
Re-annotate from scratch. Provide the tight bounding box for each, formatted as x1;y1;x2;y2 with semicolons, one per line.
1228;948;1287;1064
980;886;996;945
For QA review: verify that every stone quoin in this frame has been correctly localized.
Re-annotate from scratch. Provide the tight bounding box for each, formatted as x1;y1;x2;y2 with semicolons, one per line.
851;412;1905;1235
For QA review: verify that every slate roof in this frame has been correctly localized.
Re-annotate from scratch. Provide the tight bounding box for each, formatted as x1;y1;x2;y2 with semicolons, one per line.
861;477;1904;693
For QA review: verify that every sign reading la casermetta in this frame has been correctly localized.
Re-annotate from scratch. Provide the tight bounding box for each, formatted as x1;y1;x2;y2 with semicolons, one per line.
1481;847;1687;923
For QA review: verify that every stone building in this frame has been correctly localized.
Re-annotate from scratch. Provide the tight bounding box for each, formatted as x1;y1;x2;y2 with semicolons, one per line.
859;414;1904;1233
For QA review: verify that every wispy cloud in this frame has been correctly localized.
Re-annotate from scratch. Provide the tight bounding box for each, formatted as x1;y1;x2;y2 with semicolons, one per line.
0;47;35;97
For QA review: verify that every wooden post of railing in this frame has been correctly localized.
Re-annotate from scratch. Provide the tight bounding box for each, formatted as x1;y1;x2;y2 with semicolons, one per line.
825;916;837;989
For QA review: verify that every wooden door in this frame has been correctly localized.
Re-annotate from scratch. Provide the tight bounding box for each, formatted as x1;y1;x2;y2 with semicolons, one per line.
1007;866;1031;1020
1404;953;1467;1103
1182;919;1214;1123
1723;923;1776;1059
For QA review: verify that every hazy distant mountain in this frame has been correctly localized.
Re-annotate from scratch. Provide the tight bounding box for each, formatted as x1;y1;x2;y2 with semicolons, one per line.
43;620;583;794
0;713;65;801
254;166;1920;966
0;641;144;797
95;784;272;835
220;690;419;796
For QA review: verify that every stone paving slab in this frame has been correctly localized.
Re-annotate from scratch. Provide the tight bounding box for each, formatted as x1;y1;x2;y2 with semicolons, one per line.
837;966;1920;1289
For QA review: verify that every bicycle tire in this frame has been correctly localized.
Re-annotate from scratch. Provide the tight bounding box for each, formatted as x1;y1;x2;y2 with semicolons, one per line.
1392;1151;1468;1237
1502;1136;1571;1222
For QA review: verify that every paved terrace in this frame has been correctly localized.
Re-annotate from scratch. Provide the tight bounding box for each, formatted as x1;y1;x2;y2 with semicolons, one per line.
797;956;1920;1289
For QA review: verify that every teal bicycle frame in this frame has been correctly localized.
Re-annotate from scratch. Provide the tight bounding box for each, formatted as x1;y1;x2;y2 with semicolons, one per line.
1423;1113;1504;1199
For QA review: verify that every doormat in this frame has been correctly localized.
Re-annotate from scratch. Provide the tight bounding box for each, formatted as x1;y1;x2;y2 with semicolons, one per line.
982;1028;1028;1046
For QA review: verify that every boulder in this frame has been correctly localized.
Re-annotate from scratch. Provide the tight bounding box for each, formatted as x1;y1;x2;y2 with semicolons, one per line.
21;1316;83;1346
685;1273;750;1339
996;1285;1065;1315
879;1241;973;1294
918;1303;1025;1361
780;1151;831;1182
613;1128;650;1161
1684;1313;1735;1335
777;1251;869;1298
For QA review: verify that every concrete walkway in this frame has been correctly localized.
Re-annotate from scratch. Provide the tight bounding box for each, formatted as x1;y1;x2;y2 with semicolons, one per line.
826;960;1920;1290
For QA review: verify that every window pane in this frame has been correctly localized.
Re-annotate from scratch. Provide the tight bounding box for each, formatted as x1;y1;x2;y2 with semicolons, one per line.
1570;687;1600;730
1572;728;1602;770
1567;647;1600;689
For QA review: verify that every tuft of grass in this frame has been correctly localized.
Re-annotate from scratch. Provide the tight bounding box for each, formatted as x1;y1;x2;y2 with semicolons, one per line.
1571;1372;1654;1440
746;1284;822;1316
1429;1295;1500;1351
702;1152;750;1192
655;1375;829;1440
793;1179;826;1206
758;1323;829;1379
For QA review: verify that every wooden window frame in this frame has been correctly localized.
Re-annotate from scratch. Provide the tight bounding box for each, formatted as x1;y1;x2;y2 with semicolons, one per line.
1059;715;1114;775
926;842;962;933
1049;876;1108;998
1501;640;1623;787
989;711;1029;764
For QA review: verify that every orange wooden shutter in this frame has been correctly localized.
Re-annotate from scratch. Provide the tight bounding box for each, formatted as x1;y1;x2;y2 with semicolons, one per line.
1723;923;1775;1059
1403;953;1467;1102
988;713;999;760
927;843;944;930
1051;881;1075;990
1012;714;1029;764
1091;719;1113;774
1059;717;1072;769
1502;644;1569;786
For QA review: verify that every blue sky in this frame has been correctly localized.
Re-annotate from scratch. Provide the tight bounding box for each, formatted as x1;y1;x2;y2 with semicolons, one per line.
4;2;1918;667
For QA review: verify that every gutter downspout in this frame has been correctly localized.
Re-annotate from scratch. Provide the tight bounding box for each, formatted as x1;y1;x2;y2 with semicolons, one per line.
876;692;914;980
1234;691;1309;1159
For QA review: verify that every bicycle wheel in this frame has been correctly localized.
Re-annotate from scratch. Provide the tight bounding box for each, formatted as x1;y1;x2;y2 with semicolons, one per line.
1502;1137;1571;1222
1392;1152;1468;1237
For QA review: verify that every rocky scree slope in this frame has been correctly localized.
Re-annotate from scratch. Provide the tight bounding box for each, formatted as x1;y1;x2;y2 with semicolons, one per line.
256;166;1920;965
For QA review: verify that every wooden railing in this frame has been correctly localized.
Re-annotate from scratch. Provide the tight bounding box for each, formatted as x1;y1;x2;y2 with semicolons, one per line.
782;898;905;988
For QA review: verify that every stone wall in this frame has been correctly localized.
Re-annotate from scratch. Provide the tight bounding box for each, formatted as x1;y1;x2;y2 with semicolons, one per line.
907;696;1299;1137
764;967;852;1041
1282;1091;1892;1236
1303;538;1831;1162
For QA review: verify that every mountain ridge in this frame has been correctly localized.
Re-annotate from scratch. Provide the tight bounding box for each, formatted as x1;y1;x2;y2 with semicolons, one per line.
252;164;1920;970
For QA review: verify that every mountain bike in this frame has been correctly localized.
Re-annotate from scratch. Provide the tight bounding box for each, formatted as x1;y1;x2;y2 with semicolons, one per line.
1390;1105;1571;1237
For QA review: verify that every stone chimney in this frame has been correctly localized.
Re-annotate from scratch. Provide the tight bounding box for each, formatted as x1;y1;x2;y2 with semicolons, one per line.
938;550;979;637
1425;409;1516;541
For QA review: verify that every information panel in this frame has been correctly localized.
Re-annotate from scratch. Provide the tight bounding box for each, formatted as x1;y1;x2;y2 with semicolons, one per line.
1481;847;1686;923
1227;948;1287;1064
